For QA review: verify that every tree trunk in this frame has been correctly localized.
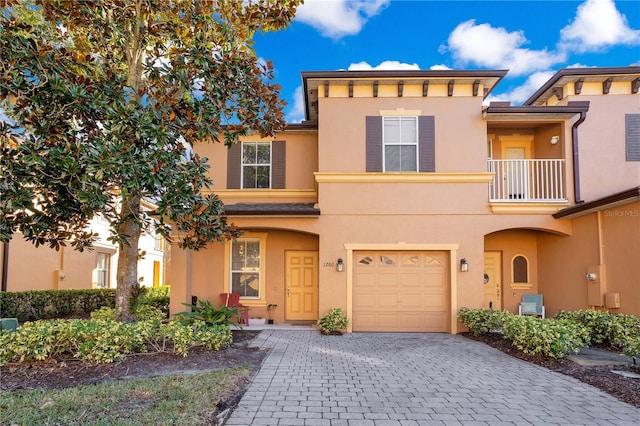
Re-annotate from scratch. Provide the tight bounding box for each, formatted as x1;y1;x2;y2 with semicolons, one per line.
115;193;142;322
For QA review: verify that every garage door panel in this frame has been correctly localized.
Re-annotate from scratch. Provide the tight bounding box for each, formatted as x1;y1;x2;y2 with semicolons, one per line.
353;251;450;332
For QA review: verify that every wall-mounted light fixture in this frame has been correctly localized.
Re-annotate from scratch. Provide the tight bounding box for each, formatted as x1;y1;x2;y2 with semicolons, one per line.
550;136;560;145
336;258;344;272
586;273;597;281
460;258;469;272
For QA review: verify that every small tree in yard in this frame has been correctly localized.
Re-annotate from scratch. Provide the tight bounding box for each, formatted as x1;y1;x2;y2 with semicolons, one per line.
0;0;301;321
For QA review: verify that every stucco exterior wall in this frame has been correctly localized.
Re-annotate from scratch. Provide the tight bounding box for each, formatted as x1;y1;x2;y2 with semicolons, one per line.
538;215;601;316
565;94;640;201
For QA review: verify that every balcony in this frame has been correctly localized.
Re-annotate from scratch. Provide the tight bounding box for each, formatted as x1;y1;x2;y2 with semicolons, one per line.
488;159;566;202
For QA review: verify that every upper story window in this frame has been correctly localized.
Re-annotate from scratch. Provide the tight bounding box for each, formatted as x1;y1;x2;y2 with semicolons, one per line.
242;142;271;188
366;115;435;173
383;116;418;172
227;141;286;189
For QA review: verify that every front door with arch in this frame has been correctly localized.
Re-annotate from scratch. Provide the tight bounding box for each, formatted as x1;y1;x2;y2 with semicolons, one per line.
285;251;319;321
483;251;502;310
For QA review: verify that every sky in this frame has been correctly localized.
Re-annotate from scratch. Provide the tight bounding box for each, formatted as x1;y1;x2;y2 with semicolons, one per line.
252;0;640;123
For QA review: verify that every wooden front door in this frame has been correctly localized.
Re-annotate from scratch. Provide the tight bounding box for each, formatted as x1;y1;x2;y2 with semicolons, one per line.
285;251;319;321
483;251;502;310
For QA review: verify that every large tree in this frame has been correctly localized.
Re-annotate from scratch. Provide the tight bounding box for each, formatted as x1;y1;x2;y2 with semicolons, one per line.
0;0;300;321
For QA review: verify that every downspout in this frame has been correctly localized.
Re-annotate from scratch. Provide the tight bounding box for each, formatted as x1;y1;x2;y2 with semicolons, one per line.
1;242;8;292
571;109;588;204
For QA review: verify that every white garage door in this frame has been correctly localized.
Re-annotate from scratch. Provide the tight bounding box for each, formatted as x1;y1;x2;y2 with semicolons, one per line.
353;251;450;332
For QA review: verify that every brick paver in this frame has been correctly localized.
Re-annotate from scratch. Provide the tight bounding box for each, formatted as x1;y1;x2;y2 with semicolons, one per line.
225;331;640;425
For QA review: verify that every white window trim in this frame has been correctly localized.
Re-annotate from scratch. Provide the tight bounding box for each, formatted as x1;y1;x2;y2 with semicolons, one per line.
382;116;419;172
241;141;272;189
224;232;268;305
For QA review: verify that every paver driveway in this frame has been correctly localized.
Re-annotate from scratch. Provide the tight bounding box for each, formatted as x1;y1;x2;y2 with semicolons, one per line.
225;330;640;425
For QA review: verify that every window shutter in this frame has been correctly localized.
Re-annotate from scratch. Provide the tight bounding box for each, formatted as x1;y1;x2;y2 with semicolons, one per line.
272;141;286;189
418;116;435;172
626;114;640;161
227;143;241;189
366;116;383;172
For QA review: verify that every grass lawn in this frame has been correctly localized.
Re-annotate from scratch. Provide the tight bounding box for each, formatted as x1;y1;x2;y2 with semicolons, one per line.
0;366;252;425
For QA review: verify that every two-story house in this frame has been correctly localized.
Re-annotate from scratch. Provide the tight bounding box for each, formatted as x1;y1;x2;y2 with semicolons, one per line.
169;66;640;333
0;201;167;292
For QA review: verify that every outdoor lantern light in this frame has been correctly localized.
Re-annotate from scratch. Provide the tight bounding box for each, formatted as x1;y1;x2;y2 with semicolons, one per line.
550;135;560;145
460;258;469;272
336;258;344;272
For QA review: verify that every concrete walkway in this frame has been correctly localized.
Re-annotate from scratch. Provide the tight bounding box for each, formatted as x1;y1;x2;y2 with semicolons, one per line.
225;330;640;425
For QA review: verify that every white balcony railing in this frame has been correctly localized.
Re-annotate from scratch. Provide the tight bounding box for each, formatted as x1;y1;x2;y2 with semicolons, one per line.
488;159;566;202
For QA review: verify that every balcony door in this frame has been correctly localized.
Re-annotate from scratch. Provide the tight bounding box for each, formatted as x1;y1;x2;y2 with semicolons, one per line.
501;137;532;200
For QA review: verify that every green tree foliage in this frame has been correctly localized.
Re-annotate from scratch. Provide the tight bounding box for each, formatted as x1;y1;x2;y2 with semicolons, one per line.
0;0;300;321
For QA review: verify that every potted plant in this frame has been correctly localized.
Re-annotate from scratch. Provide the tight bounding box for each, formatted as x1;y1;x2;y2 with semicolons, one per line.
317;308;349;335
267;304;277;324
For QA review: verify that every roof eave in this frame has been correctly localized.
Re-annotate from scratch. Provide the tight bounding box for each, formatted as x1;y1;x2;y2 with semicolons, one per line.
553;187;640;219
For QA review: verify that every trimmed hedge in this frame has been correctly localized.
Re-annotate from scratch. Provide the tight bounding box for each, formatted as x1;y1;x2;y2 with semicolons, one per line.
0;287;170;323
0;318;232;365
458;308;640;360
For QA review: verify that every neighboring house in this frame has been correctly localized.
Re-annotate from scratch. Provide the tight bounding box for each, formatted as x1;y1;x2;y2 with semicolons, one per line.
170;66;640;333
0;204;166;291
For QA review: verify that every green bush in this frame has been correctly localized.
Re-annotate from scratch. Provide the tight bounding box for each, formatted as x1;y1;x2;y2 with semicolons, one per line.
502;315;590;359
0;287;170;323
0;317;232;366
90;305;166;322
457;308;510;336
317;308;349;334
0;289;116;322
174;299;238;327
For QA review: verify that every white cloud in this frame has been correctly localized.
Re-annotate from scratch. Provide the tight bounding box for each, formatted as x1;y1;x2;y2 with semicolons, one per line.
348;60;420;71
295;0;390;39
286;86;306;124
560;0;640;53
429;64;452;71
445;19;565;75
485;70;557;106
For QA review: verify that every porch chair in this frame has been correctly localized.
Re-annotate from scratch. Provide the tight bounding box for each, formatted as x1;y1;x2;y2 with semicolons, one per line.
220;293;250;325
518;294;545;318
0;318;19;332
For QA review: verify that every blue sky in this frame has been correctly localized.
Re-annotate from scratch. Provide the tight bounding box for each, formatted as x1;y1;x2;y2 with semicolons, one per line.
253;0;640;123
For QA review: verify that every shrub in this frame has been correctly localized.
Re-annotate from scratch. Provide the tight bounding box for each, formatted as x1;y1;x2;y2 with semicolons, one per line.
317;308;349;334
457;308;510;336
502;315;590;359
90;305;166;322
0;317;232;366
0;289;116;322
174;299;238;327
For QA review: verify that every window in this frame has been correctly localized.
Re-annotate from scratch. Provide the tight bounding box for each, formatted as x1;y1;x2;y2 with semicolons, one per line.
626;114;640;161
242;142;271;188
383;116;417;171
512;255;529;284
94;252;111;288
366;115;435;172
230;239;261;298
227;141;286;189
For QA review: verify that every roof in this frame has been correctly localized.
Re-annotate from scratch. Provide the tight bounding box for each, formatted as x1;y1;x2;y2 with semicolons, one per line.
483;101;590;121
553;187;640;219
301;69;508;122
223;203;320;216
524;67;640;106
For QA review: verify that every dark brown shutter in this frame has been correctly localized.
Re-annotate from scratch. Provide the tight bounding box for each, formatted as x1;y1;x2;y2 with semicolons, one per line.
227;142;241;189
366;116;383;172
418;116;435;172
272;140;286;189
626;114;640;161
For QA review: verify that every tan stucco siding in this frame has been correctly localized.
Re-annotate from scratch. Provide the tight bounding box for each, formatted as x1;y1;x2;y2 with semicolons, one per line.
570;94;640;201
317;97;488;173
